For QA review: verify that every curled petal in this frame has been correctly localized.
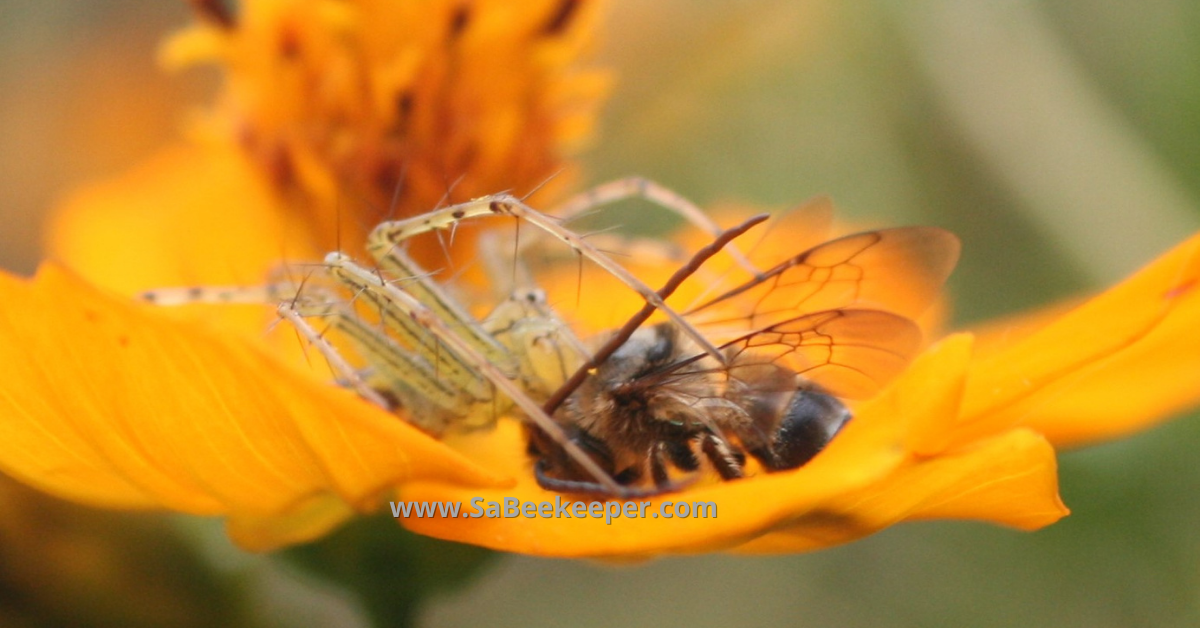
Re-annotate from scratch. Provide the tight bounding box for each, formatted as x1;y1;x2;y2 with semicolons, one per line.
956;231;1200;449
397;331;989;557
0;265;506;546
737;428;1066;553
738;334;1066;553
226;493;358;551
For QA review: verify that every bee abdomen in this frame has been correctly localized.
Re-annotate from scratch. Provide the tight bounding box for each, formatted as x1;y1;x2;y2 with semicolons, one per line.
761;390;851;470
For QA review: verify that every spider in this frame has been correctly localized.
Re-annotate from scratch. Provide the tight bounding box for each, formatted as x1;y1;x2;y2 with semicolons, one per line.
144;179;958;497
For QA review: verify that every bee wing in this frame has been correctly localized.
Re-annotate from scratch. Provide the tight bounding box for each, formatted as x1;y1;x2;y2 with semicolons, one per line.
718;309;923;399
685;227;960;332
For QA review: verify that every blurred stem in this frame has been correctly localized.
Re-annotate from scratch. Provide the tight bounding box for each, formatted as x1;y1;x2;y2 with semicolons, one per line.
283;513;496;628
0;478;262;628
890;0;1199;283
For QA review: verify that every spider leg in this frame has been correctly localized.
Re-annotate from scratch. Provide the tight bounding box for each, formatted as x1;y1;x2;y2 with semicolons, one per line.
323;251;626;494
532;459;691;499
542;176;760;276
280;297;473;432
367;194;726;365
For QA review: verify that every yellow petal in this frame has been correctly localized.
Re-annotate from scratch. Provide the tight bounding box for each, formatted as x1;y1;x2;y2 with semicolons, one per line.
397;326;977;557
956;231;1200;448
731;335;1065;554
225;493;358;551
48;143;309;294
737;428;1066;553
0;265;505;541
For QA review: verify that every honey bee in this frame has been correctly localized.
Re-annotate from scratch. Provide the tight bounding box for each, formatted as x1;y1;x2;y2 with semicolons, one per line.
531;226;960;495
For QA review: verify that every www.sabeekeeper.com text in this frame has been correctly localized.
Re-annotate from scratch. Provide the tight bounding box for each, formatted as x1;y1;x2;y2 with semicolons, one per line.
391;496;716;525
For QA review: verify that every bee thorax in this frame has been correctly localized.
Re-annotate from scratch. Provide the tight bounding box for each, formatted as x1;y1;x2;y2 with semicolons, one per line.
564;324;718;446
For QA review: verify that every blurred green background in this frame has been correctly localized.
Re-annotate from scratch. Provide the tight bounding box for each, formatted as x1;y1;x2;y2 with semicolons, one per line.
4;0;1200;626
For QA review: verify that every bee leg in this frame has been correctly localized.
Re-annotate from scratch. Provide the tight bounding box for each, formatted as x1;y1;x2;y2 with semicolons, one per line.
533;459;612;494
665;439;700;472
533;459;687;498
528;424;616;481
649;442;671;488
613;466;642;485
527;427;702;497
699;432;746;481
764;389;852;470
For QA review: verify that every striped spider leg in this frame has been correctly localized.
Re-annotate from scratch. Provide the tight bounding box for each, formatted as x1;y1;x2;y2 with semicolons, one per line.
366;192;730;364
517;176;761;276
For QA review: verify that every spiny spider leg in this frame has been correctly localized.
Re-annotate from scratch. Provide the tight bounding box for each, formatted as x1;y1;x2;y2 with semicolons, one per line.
340;237;589;416
141;278;489;433
139;282;304;306
541;176;760;276
281;296;475;432
368;193;727;365
321;251;625;495
276;302;393;411
370;245;517;373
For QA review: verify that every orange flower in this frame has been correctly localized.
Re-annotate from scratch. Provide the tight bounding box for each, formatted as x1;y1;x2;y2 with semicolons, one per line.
8;198;1200;554
5;0;1200;558
52;0;610;294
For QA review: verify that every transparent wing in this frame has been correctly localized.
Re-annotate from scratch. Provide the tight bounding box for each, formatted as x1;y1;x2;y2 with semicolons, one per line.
649;309;922;400
685;227;960;333
727;309;922;398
